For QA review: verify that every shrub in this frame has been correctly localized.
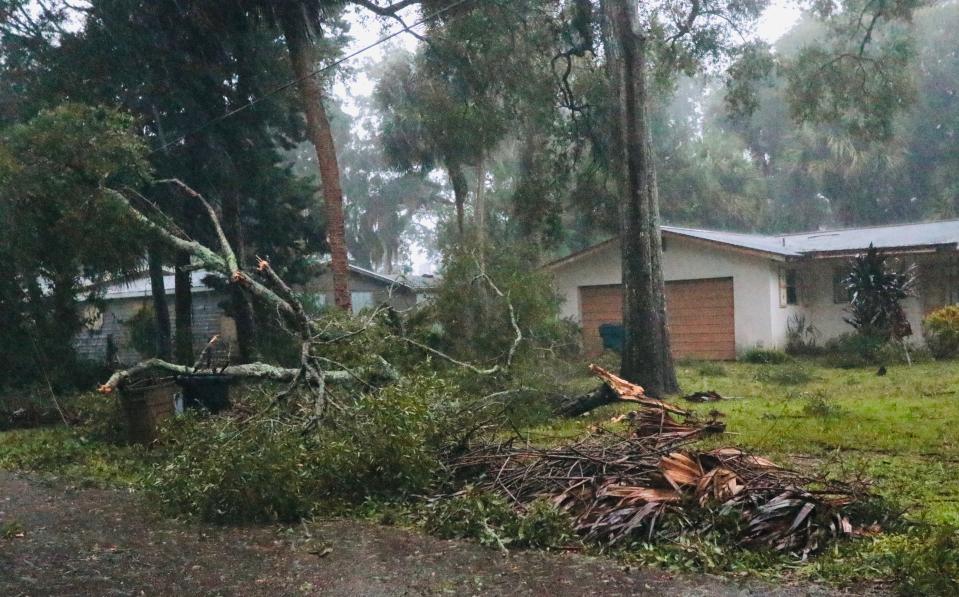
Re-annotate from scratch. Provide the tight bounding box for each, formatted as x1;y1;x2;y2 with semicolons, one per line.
801;391;844;418
740;347;790;364
754;363;813;386
923;305;959;359
822;333;924;368
785;313;822;355
886;525;959;596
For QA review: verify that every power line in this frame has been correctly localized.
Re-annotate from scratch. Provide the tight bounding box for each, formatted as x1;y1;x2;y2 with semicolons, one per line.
151;0;476;155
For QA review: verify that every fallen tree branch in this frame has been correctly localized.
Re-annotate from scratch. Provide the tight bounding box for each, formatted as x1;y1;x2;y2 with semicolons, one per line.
97;358;357;394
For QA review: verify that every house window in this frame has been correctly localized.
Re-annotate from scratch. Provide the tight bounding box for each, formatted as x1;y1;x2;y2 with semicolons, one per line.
833;267;852;304
779;268;799;307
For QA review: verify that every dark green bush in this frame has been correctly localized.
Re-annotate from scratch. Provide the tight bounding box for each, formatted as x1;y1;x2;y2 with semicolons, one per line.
740;347;790;364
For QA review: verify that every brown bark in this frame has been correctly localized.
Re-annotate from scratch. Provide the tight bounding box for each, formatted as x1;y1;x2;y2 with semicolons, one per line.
174;251;194;365
448;161;467;238
281;12;351;312
147;247;172;360
602;0;679;396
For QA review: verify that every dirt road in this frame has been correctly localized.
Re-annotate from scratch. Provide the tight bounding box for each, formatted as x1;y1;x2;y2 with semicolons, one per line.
0;471;869;596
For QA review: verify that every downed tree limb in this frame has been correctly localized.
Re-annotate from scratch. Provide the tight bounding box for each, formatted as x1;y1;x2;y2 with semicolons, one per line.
97;358;362;394
553;364;687;417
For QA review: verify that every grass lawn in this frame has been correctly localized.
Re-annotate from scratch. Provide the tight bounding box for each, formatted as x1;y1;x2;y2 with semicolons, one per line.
538;358;959;526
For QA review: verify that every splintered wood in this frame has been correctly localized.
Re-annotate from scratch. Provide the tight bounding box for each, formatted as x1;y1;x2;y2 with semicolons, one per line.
451;364;873;556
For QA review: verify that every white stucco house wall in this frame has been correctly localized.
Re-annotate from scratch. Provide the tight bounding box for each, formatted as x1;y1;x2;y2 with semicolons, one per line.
546;220;959;359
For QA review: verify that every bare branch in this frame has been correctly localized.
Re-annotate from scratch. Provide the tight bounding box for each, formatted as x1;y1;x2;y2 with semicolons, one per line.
100;187;227;272
157;178;239;272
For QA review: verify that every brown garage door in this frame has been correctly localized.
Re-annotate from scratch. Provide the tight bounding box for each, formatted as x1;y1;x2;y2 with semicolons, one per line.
579;278;735;360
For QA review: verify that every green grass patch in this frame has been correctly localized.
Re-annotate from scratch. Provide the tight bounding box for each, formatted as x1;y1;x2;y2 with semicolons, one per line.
0;426;150;488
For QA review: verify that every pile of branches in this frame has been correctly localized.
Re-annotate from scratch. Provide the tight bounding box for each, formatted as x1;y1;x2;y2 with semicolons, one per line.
452;366;875;557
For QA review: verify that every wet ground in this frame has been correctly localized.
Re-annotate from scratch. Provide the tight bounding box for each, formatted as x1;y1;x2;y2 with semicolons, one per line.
0;471;878;596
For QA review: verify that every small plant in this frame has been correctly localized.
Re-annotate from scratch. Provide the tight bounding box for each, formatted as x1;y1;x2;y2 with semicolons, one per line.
786;313;821;355
2;519;24;539
800;391;843;418
740;347;790;364
923;305;959;359
754;363;813;385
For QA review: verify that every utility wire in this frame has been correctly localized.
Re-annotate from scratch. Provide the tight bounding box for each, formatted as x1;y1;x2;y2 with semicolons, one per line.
151;0;476;155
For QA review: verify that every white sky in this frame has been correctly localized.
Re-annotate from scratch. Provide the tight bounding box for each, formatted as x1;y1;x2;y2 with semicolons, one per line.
334;2;803;273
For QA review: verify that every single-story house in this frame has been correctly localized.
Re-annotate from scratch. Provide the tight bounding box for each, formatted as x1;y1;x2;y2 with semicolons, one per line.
75;264;438;365
546;220;959;360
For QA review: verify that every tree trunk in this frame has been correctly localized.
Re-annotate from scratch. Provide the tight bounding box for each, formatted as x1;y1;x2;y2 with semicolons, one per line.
174;251;194;364
602;0;679;396
475;152;486;259
147;247;172;360
222;191;258;363
448;161;468;238
281;12;351;312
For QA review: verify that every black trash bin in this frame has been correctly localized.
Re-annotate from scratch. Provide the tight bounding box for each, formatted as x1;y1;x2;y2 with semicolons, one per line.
176;374;232;413
598;323;625;354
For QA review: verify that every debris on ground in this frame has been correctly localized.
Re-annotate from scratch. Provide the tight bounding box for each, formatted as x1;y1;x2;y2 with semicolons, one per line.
452;365;874;557
683;390;724;403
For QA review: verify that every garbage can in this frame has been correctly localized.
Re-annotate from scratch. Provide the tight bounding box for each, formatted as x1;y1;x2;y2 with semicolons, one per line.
120;378;176;445
176;374;232;413
598;323;625;354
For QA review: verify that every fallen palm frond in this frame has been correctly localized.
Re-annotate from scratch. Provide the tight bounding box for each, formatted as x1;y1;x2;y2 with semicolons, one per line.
449;365;873;557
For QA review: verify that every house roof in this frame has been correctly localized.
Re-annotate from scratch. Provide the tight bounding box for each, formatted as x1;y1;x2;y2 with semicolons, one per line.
545;219;959;269
96;270;217;300
346;263;440;291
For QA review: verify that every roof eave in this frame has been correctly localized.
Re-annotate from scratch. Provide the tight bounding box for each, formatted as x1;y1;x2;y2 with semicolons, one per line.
662;229;794;261
798;243;959;260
